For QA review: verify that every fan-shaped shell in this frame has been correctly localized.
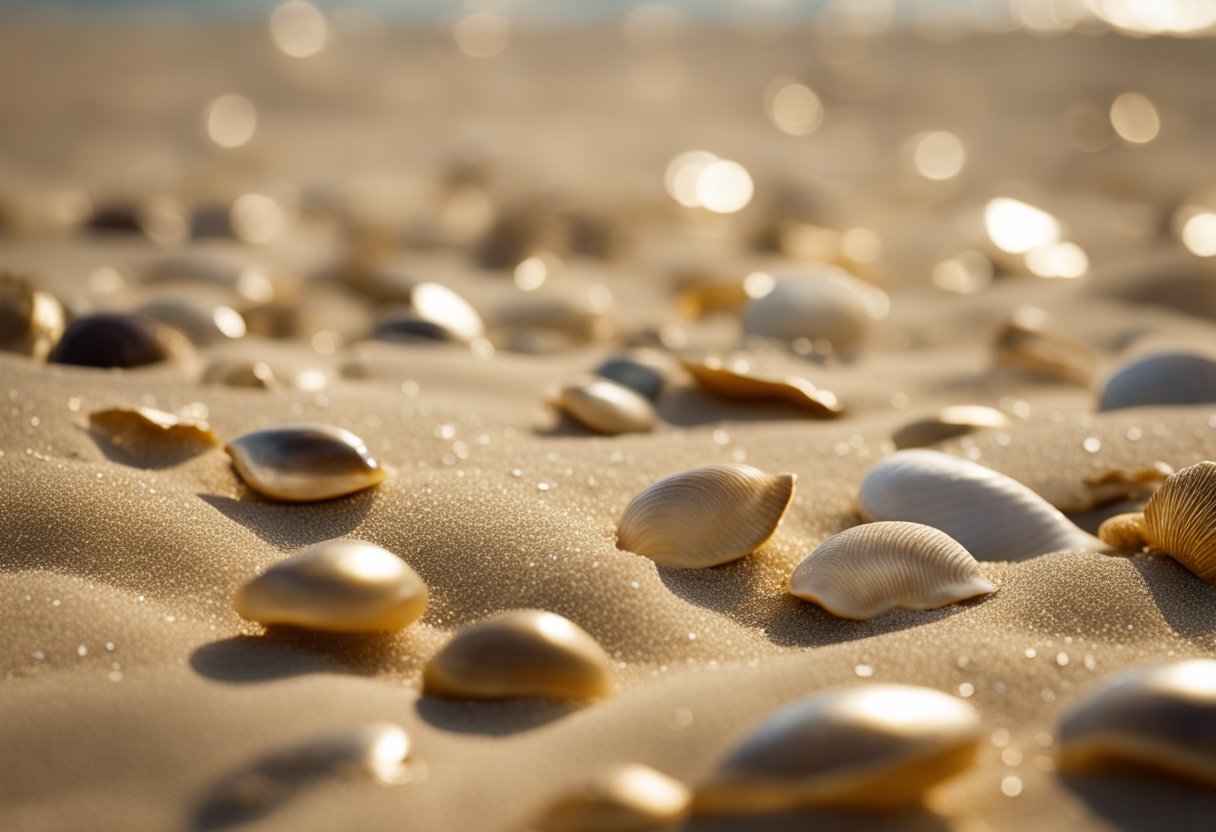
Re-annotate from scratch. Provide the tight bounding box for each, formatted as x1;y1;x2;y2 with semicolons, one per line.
681;358;842;417
1141;460;1216;582
48;313;193;369
618;464;796;568
891;405;1008;450
553;376;657;435
994;305;1097;385
423;609;611;701
858;450;1103;561
741;268;890;354
1099;352;1216;411
225;423;387;502
1058;659;1216;786
788;522;995;620
0;271;64;360
694;685;981;814
533;764;692;832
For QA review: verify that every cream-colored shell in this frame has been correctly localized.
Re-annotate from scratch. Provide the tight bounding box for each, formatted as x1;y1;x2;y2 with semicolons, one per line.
1142;460;1216;582
235;539;428;632
891;405;1008;450
423;609;611;701
89;406;219;449
618;464;796;568
994;305;1097;385
0;272;65;360
859;450;1103;561
533;764;692;832
788;522;995;620
1099;352;1216;411
741;268;890;354
1058;659;1216;786
225;423;387;502
681;358;842;417
553;376;657;435
694;685;981;814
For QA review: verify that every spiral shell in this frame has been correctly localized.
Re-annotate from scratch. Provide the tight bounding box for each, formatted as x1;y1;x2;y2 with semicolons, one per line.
1099;351;1216;411
741;268;890;354
533;764;691;832
681;358;842;417
552;376;657;435
225;423;387;502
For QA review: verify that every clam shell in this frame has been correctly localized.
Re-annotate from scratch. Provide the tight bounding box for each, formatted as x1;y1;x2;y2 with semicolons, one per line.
225;423;387;502
89;406;219;449
1058;659;1216;786
48;313;194;369
423;609;611;701
694;685;981;814
741;268;890;354
618;464;796;569
534;764;692;832
1098;512;1149;551
994;306;1097;385
0;272;65;360
858;450;1103;561
788;521;995;620
1099;351;1216;411
235;539;427;632
681;358;842;417
553;377;657;435
891;405;1008;450
1141;460;1216;582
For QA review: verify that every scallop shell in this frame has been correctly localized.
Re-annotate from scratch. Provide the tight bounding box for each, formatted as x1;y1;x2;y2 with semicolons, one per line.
225;423;387;502
89;406;219;449
0;271;65;360
533;764;692;832
423;609;611;701
741;268;890;354
891;405;1009;450
47;313;194;369
553;377;657;435
681;358;842;417
788;522;995;620
993;306;1097;385
858;450;1103;561
1058;659;1216;786
235;539;427;632
618;464;796;569
694;685;982;814
1141;460;1216;582
1099;351;1216;411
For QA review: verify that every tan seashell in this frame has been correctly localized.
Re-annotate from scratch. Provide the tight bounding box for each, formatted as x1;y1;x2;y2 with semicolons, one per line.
993;306;1098;385
423;609;611;701
48;313;194;369
681;358;842;417
533;764;692;832
89;406;219;449
618;464;796;569
1097;512;1150;552
1058;659;1216;786
788;522;995;620
741;268;890;355
235;539;427;632
203;358;278;389
494;285;615;348
891;405;1008;450
1079;462;1173;510
0;271;65;360
552;376;657;435
225;423;387;502
1098;351;1216;411
1140;460;1216;582
694;685;981;814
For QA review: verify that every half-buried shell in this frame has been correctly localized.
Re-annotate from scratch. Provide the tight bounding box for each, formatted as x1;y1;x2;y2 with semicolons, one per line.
533;764;692;832
891;405;1008;450
681;358;842;417
225;423;387;502
741;268;890;355
1098;351;1216;411
48;313;193;369
552;376;657;435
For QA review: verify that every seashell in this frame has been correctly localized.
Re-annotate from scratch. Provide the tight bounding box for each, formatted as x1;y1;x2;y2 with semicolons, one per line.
1140;461;1216;582
0;271;65;360
552;376;657;436
694;685;982;814
1097;512;1149;552
235;539;427;632
146;251;275;304
47;313;194;369
1058;659;1216;786
741;267;890;355
593;353;670;402
203;358;277;389
1080;462;1173;510
495;285;615;348
681;358;842;417
891;405;1008;450
89;406;219;449
993;306;1098;385
618;464;796;569
408;282;485;343
136;296;247;345
225;423;387;502
1098;351;1216;411
859;450;1103;561
423;609;611;701
373;316;464;344
787;522;995;620
533;764;692;832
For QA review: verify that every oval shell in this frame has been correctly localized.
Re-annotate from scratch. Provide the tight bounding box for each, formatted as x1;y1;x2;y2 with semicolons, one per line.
694;685;981;814
0;272;64;360
553;377;657;435
1058;659;1216;786
1141;460;1216;582
48;313;193;369
409;282;485;343
534;764;692;832
225;423;387;502
994;306;1097;385
423;609;611;701
594;354;668;402
235;539;427;632
891;405;1008;450
618;464;796;569
788;522;995;620
858;450;1103;561
1099;352;1216;411
681;358;842;417
741;268;890;354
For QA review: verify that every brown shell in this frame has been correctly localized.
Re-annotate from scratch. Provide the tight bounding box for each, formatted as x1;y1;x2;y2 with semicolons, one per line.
681;358;842;417
1142;460;1216;582
1097;512;1149;552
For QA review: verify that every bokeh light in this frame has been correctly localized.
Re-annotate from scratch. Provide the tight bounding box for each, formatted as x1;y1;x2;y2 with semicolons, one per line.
765;78;824;137
269;1;328;58
204;94;258;149
1109;92;1161;144
908;130;966;180
985;197;1061;254
454;12;510;58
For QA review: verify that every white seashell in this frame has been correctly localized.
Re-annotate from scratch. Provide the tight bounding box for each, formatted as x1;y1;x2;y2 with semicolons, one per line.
891;405;1008;450
618;464;796;569
681;358;842;417
235;539;427;632
787;522;995;620
423;609;611;701
0;271;65;360
1058;659;1216;786
694;685;981;814
858;450;1103;561
533;764;692;832
993;306;1097;385
89;406;219;449
225;423;387;502
1099;351;1216;411
552;376;657;435
741;267;889;354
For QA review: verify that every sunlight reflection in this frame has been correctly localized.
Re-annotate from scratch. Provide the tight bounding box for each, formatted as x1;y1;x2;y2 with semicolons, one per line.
205;94;258;149
985;197;1061;254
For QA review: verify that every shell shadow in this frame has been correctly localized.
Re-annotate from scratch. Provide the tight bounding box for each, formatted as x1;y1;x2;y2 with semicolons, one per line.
196;489;377;548
678;806;954;832
1059;770;1216;832
1129;555;1216;638
414;695;579;737
86;425;216;469
190;629;423;685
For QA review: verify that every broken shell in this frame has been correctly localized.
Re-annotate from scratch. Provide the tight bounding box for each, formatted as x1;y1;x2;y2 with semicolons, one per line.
47;313;194;369
618;464;796;569
788;522;995;620
994;306;1098;385
534;764;692;832
1097;513;1149;551
1099;352;1216;411
1141;460;1216;582
1058;659;1216;786
681;358;842;417
0;272;64;360
423;609;611;701
89;406;219;449
891;405;1009;450
203;358;278;389
235;539;427;632
553;377;657;435
225;423;387;502
594;353;669;402
694;685;982;814
859;450;1103;561
741;268;890;354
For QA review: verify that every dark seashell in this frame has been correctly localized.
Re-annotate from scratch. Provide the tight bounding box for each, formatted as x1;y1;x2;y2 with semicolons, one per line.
594;356;666;401
48;313;192;369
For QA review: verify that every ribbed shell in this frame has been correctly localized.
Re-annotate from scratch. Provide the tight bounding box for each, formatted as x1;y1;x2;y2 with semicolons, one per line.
617;464;796;568
787;522;995;620
681;359;842;417
225;423;387;502
1099;352;1216;411
858;450;1102;561
553;377;657;435
1142;460;1216;582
